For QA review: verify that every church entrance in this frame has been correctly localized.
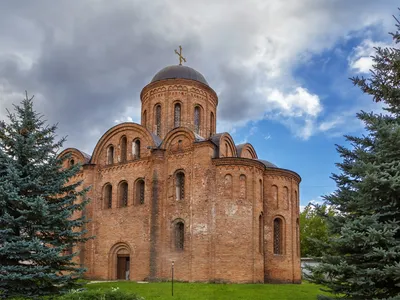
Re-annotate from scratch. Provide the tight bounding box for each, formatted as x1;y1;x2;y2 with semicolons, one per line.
117;255;130;280
109;243;132;280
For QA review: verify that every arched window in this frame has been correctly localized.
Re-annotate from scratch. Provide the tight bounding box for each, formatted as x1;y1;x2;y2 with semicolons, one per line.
155;104;162;136
283;186;289;210
104;184;112;209
135;179;145;205
120;136;127;163
176;172;185;201
259;179;263;202
295;190;298;212
174;103;181;127
224;174;233;198
210;112;215;136
132;139;140;159
259;213;264;253
69;159;75;167
272;185;278;208
107;146;114;165
143;110;147;128
119;181;128;207
175;221;184;251
239;174;246;200
273;218;283;255
194;106;201;134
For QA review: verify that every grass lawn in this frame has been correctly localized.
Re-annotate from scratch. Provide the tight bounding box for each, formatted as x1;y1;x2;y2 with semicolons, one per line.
85;281;329;300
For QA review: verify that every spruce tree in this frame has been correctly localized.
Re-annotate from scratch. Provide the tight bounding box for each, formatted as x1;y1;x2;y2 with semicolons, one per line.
307;15;400;300
0;92;90;298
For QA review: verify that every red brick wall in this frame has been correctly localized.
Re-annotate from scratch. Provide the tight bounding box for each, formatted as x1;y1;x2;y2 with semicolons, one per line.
60;79;301;284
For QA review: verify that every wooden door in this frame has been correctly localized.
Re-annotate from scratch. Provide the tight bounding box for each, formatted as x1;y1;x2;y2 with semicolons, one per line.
117;256;126;280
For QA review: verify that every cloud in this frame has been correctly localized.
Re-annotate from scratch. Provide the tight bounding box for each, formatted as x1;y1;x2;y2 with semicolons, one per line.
0;0;398;153
349;39;394;73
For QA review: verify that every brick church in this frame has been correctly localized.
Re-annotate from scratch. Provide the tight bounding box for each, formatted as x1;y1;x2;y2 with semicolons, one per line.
60;50;302;283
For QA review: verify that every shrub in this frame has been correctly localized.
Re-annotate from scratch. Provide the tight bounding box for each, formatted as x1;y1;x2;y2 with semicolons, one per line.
59;288;144;300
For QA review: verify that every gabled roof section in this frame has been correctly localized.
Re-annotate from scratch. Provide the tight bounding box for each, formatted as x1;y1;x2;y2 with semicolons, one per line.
58;148;91;164
236;143;258;159
209;132;237;158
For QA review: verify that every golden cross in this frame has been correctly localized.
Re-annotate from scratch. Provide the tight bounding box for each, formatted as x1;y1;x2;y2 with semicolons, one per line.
174;45;186;65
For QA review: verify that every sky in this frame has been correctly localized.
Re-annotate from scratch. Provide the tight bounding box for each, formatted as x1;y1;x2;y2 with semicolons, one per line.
0;1;398;209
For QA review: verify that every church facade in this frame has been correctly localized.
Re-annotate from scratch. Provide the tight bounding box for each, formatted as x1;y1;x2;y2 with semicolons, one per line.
60;61;302;283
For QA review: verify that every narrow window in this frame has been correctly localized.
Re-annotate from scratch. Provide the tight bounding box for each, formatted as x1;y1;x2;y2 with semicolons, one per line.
272;185;278;208
194;106;201;134
104;184;112;209
296;218;300;257
133;139;140;159
143;110;147;128
224;174;233;198
107;146;114;165
135;179;145;205
283;186;289;210
69;159;75;167
119;182;128;207
174;103;181;127
259;213;264;253
273;218;283;255
295;190;298;212
155;104;162;136
239;174;246;200
120;136;127;163
176;172;185;201
210;112;215;136
175;221;184;251
259;179;263;201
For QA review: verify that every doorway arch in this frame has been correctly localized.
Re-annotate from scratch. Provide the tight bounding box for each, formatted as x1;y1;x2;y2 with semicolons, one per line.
108;242;132;280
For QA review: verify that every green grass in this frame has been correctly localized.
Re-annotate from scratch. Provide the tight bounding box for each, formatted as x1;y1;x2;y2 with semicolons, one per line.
85;281;329;300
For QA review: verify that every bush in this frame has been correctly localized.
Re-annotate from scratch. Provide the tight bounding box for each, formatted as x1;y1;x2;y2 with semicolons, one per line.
59;288;144;300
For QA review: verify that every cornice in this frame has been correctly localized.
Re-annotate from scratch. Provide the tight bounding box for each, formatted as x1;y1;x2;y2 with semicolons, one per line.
213;157;301;183
140;78;218;106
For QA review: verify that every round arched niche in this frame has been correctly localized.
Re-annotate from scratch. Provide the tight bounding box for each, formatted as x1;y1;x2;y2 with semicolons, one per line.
108;242;132;280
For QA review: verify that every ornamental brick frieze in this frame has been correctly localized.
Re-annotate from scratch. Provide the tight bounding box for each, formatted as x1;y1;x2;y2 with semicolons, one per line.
264;171;300;183
218;165;253;173
168;85;188;92
213;157;265;172
99;160;150;174
149;86;167;96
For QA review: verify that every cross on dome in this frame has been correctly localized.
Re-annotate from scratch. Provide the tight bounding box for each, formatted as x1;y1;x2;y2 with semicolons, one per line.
174;45;186;65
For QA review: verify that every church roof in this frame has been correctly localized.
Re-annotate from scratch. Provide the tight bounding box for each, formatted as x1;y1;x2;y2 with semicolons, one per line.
256;159;278;168
81;151;92;164
235;144;246;157
151;65;209;86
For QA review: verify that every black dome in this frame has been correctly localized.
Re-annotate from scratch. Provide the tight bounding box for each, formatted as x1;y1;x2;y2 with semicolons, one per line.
151;65;209;86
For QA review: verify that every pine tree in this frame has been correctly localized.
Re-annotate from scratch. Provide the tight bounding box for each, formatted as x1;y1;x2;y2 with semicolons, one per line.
0;92;90;298
307;15;400;300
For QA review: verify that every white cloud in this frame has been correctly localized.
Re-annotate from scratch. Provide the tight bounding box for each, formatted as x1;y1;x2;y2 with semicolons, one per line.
0;0;398;151
349;39;393;73
265;87;322;118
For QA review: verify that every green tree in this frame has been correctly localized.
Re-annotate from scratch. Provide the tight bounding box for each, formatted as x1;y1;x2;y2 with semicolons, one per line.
0;92;90;298
308;15;400;300
300;203;333;257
